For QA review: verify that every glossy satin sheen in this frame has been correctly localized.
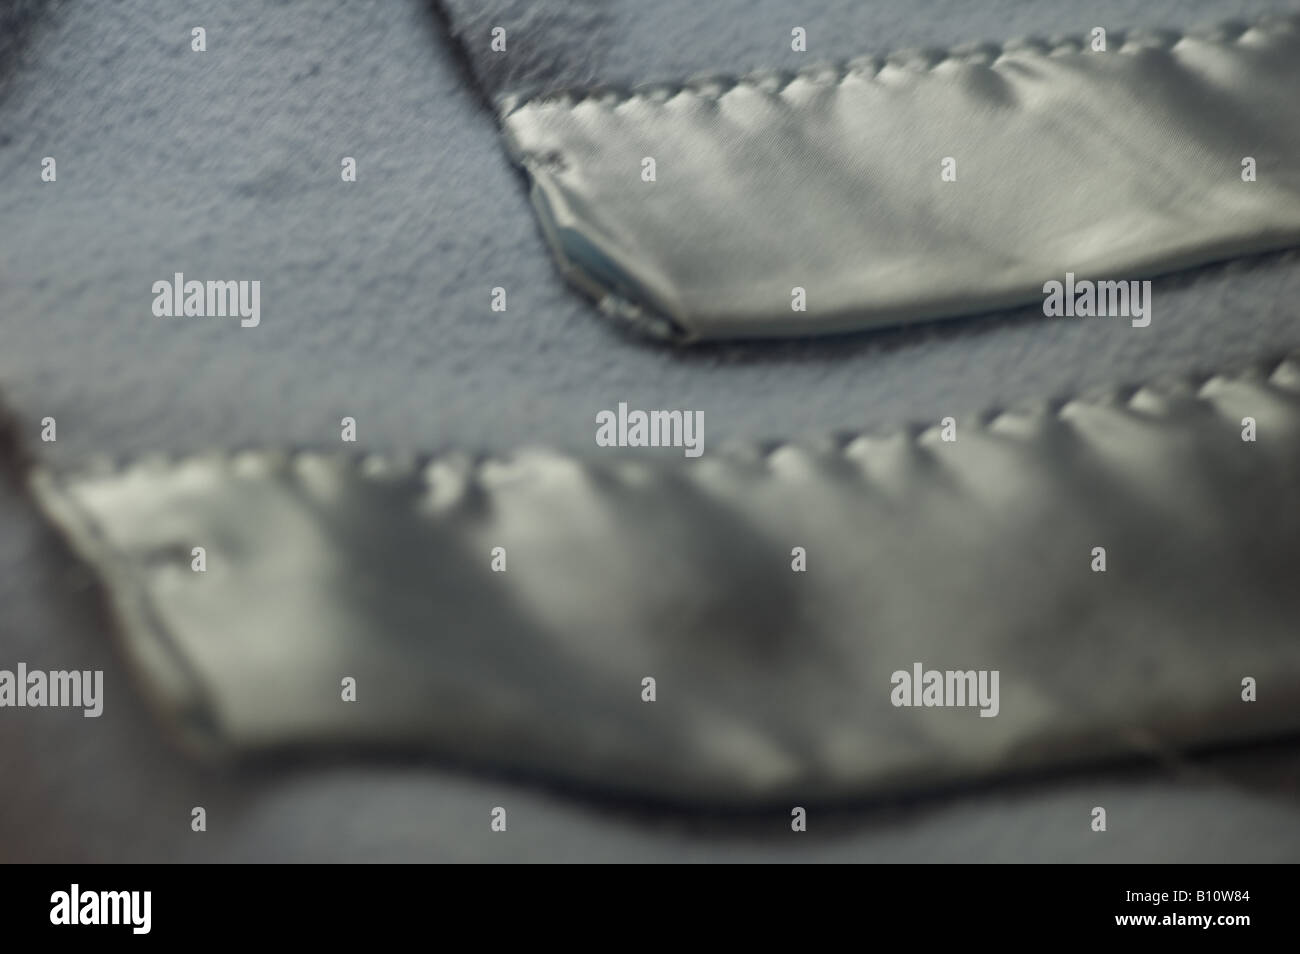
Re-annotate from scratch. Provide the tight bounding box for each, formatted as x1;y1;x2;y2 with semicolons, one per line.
502;15;1300;341
29;356;1300;806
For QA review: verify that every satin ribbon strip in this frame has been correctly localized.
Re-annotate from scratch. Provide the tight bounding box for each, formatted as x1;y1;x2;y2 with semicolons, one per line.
27;354;1300;806
500;15;1300;341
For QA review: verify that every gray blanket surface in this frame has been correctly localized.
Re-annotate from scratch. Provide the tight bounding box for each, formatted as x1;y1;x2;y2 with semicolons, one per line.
2;0;1298;861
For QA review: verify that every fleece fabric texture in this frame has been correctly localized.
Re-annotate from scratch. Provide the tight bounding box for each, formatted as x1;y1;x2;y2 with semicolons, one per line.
1;0;1300;462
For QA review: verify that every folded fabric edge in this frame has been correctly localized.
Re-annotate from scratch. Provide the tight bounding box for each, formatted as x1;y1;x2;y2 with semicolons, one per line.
27;467;227;757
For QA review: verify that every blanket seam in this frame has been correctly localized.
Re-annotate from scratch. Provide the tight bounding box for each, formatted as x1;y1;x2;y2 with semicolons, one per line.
30;351;1300;484
498;13;1298;117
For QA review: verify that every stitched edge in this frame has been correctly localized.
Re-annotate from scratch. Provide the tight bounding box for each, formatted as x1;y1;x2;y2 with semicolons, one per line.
26;351;1300;485
497;13;1299;117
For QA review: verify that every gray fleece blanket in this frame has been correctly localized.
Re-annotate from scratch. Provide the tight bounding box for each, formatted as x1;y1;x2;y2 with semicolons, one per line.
1;0;1298;861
